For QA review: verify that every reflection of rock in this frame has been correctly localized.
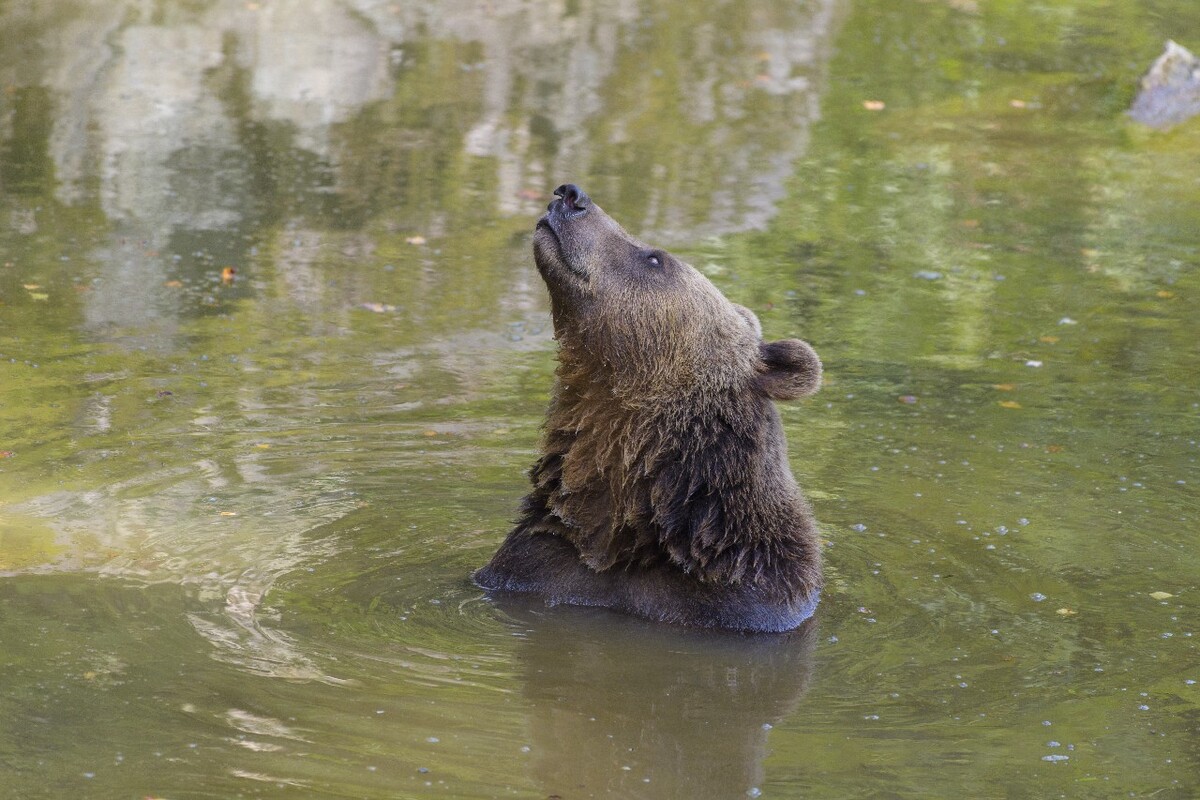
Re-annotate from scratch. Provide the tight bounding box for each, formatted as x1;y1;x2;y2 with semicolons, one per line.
1130;40;1200;129
499;601;818;799
239;0;395;153
7;454;356;683
2;0;843;241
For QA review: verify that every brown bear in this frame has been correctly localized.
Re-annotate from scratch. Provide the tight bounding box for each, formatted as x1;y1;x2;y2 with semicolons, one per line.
474;184;823;633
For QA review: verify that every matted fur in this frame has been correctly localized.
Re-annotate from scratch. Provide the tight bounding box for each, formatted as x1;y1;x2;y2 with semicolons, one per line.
475;185;823;632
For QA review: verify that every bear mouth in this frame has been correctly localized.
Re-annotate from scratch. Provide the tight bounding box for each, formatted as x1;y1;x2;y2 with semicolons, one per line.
534;217;588;283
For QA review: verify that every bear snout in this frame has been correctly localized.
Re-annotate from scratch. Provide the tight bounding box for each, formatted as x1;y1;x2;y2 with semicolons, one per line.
553;183;591;214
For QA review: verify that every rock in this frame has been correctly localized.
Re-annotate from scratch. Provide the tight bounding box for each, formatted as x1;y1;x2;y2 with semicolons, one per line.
1129;40;1200;128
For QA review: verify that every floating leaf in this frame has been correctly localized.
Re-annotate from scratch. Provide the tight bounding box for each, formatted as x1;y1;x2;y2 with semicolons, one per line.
254;443;271;450
1039;336;1059;344
1045;445;1065;453
219;511;238;517
897;395;918;405
999;400;1022;409
22;283;40;290
422;430;438;438
993;383;1017;392
405;235;427;246
1150;591;1174;600
28;292;49;301
1156;290;1175;299
1055;608;1077;616
862;100;886;111
164;280;183;288
359;302;397;313
221;267;236;283
0;451;14;459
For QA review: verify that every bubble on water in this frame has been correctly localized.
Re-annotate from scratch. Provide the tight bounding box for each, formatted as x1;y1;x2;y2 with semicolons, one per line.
864;714;880;720
1042;755;1069;763
851;523;867;532
1138;705;1150;711
1042;720;1052;726
762;723;773;730
1185;679;1196;685
1047;741;1061;748
1018;518;1030;526
747;788;763;798
1030;593;1047;602
426;737;440;743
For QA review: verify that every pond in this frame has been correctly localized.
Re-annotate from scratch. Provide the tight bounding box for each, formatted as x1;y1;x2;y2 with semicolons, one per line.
2;0;1199;797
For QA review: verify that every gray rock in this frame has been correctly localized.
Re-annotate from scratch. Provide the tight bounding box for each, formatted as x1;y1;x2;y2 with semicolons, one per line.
1130;40;1200;128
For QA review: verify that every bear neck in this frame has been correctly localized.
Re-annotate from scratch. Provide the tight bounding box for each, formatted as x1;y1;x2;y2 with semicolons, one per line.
542;338;819;595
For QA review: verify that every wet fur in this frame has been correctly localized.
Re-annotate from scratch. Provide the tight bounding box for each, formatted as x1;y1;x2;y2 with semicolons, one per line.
475;186;822;632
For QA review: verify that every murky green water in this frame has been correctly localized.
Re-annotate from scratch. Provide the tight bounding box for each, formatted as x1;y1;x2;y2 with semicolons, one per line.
2;0;1199;797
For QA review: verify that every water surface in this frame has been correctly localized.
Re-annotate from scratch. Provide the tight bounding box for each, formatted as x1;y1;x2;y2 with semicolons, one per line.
2;0;1199;797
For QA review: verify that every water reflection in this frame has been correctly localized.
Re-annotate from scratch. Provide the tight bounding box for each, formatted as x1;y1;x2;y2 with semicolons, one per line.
0;0;844;683
499;601;818;799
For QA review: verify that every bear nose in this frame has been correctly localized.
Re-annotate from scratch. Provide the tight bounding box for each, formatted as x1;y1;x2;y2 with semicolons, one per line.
553;183;591;214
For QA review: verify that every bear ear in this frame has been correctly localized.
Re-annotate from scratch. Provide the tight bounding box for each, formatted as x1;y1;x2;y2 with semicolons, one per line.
755;339;822;400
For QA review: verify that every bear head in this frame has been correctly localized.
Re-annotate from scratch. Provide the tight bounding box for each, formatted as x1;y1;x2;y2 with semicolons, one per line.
534;184;821;403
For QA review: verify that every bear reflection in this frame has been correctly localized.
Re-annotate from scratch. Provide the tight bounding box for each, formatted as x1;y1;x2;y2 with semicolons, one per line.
498;600;818;799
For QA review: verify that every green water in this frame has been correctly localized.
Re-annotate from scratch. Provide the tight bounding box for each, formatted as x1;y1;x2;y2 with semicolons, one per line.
2;0;1199;797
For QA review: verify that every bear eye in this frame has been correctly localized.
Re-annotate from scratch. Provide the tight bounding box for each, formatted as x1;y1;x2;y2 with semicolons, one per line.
645;251;663;268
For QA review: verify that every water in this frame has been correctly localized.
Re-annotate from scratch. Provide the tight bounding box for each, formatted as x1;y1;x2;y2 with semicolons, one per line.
2;0;1199;797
